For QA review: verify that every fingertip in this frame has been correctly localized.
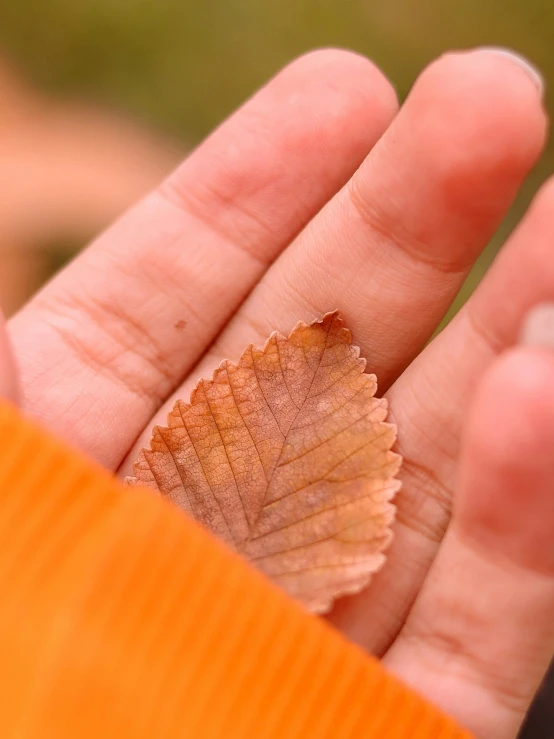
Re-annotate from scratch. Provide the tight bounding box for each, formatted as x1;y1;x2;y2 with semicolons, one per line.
277;48;399;138
287;47;398;99
457;343;554;574
412;47;547;192
472;343;554;460
165;47;398;260
348;45;548;279
520;302;554;347
475;47;544;93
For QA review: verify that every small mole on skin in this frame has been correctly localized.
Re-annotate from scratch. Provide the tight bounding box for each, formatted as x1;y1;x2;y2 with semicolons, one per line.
174;320;187;330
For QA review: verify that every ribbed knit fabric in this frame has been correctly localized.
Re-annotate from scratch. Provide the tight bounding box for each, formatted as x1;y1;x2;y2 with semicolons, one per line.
0;401;473;739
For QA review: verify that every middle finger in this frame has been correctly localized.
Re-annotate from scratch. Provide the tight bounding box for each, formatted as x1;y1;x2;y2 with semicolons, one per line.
122;48;546;476
197;48;546;392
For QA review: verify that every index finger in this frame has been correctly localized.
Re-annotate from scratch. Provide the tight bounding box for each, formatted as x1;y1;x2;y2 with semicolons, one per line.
9;50;397;468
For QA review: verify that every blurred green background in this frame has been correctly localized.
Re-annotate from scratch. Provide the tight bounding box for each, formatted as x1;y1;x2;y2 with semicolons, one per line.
2;0;551;141
1;0;553;315
0;1;553;735
0;0;554;318
1;0;553;318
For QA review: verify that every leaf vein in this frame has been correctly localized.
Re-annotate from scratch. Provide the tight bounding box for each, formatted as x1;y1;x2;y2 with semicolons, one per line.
202;384;250;534
178;402;237;546
225;364;269;483
247;485;392;543
277;406;383;470
249;512;387;562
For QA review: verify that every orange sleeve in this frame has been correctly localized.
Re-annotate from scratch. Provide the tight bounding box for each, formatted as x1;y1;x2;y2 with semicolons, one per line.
0;401;472;739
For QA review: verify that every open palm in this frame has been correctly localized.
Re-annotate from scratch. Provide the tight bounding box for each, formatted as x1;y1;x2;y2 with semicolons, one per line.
4;47;554;739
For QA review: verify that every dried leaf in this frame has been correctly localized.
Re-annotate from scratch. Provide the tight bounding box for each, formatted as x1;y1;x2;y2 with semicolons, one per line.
127;312;401;613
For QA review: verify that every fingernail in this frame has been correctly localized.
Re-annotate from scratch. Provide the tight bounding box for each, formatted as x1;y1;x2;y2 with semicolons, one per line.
520;304;554;348
479;46;544;95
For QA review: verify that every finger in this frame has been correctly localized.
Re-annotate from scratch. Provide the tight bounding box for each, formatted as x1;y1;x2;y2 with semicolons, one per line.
329;172;554;655
193;47;546;389
384;328;554;739
121;47;546;477
10;50;397;468
0;308;17;403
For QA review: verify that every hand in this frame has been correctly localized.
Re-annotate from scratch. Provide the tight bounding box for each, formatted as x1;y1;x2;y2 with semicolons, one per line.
4;47;554;739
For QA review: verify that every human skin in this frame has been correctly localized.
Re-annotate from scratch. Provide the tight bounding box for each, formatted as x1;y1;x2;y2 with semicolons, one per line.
2;46;554;739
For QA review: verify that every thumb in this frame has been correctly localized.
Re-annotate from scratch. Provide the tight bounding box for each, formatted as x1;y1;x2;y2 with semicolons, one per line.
0;308;18;403
384;303;554;739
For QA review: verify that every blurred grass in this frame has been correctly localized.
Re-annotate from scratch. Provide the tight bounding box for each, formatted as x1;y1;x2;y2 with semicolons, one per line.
2;0;553;138
0;0;553;305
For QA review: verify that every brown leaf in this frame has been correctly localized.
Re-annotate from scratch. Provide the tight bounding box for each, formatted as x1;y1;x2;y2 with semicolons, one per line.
126;312;401;613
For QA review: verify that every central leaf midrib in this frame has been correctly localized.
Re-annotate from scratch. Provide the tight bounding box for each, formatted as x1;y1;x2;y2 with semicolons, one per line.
240;318;334;549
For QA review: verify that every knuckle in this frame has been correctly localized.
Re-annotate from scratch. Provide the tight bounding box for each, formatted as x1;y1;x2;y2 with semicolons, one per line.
37;288;173;407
